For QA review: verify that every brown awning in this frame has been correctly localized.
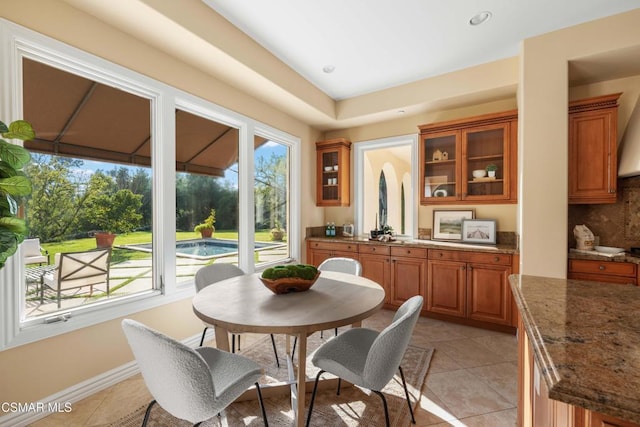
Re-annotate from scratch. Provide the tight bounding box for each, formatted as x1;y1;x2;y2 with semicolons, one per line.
22;58;265;176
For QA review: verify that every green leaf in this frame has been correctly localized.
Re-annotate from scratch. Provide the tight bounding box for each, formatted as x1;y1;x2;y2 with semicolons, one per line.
0;175;32;196
0;227;19;269
0;160;17;178
0;216;28;234
0;121;8;134
3;120;35;141
0;140;31;169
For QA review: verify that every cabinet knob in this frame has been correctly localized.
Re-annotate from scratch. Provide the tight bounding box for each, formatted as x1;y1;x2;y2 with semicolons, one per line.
494;257;500;262
599;265;605;270
438;253;443;257
372;247;376;252
461;266;466;271
407;250;411;254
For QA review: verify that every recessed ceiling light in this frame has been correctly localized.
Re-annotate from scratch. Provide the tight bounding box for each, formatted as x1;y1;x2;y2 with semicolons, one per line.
469;11;492;26
322;65;335;74
398;109;406;114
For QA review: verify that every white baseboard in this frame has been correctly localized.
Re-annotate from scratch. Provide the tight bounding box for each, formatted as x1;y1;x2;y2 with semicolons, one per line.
0;333;202;427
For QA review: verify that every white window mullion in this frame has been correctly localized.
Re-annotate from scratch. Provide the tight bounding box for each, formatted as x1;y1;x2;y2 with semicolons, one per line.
238;123;255;274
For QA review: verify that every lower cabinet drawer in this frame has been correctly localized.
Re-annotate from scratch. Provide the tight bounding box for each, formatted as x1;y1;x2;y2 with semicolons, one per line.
568;259;636;278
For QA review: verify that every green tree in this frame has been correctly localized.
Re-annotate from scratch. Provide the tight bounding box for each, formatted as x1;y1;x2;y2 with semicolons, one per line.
25;155;88;242
255;152;286;230
80;172;143;234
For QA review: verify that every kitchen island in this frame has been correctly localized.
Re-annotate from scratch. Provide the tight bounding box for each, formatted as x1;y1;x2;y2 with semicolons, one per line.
510;274;640;426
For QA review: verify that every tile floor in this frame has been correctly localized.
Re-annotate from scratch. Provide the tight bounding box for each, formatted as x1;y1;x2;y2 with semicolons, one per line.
30;310;518;426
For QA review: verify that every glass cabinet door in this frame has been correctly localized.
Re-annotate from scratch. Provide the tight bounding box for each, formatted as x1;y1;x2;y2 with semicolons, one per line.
422;132;458;201
321;150;340;202
462;123;509;200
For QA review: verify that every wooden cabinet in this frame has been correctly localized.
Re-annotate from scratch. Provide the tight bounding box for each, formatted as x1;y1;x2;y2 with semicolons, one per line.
359;244;391;304
418;110;518;205
568;259;637;285
568;93;621;204
428;249;513;327
316;138;351;206
306;240;358;266
390;247;428;309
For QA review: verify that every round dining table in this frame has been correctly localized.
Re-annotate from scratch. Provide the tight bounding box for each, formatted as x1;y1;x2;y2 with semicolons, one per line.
192;270;385;426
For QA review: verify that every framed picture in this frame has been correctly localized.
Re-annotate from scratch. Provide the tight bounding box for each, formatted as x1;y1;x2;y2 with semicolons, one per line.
461;219;497;244
432;209;475;241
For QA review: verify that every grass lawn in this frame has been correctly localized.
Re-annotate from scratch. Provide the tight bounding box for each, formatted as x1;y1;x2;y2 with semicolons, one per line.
40;230;284;265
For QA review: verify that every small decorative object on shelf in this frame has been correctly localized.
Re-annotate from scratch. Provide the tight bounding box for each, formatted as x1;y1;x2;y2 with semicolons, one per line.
432;148;443;161
442;151;449;160
485;163;498;178
260;264;320;294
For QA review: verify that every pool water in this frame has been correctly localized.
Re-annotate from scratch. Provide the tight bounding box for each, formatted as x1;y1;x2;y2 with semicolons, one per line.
125;239;280;259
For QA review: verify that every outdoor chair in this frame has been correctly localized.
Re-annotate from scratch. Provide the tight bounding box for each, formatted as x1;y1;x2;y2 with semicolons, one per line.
194;263;281;367
305;295;424;427
42;248;111;308
122;319;268;427
22;238;48;266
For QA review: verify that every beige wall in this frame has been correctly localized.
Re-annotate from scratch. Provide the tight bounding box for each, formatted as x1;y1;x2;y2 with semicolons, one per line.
518;10;640;277
0;0;320;404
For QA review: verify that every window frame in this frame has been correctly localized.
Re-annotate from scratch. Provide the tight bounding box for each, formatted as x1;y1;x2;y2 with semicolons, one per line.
0;19;300;350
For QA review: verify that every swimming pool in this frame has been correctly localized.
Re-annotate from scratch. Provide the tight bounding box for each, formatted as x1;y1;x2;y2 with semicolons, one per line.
124;238;283;260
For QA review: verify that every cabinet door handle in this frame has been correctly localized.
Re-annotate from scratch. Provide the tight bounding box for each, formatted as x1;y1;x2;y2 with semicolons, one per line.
461;266;466;271
599;265;605;270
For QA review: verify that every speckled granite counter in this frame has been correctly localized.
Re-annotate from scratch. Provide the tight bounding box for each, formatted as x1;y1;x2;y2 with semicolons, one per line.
306;236;519;255
509;274;640;423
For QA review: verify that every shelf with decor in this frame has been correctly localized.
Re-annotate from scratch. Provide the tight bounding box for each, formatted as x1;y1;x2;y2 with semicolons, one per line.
418;110;518;205
316;138;351;206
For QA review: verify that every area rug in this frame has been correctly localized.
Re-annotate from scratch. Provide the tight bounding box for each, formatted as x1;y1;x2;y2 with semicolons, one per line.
110;333;433;426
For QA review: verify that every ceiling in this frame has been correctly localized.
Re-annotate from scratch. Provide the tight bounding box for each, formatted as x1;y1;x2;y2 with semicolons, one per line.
59;0;640;130
203;0;640;100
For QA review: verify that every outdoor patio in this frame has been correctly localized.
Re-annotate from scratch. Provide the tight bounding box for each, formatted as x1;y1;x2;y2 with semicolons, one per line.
23;244;289;318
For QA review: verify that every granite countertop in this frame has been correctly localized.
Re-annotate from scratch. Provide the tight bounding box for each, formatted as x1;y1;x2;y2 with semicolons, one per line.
509;274;640;423
568;249;640;264
306;236;519;255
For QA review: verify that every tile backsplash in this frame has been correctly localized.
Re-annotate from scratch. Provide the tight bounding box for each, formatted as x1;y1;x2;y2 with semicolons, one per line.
568;175;640;250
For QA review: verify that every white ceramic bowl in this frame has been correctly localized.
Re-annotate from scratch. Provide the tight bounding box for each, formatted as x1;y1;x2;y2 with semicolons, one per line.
333;165;339;171
594;246;625;254
323;166;333;172
472;169;487;178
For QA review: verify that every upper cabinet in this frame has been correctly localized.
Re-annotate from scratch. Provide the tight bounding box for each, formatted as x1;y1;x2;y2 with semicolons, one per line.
568;93;621;204
418;110;518;205
316;138;351;206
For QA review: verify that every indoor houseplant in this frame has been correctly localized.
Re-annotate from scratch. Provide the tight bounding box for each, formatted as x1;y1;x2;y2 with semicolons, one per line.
0;120;34;269
485;163;498;178
194;209;216;238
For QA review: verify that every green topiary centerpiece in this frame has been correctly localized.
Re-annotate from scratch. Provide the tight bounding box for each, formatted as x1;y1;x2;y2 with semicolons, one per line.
260;264;320;294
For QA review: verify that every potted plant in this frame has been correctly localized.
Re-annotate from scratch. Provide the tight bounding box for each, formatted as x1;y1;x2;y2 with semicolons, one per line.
270;220;285;241
194;209;216;238
0;120;34;269
91;189;143;248
485;163;498;178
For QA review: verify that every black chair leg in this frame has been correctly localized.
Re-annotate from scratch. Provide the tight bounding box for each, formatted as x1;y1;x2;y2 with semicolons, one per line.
334;327;338;336
199;327;207;347
399;366;416;424
255;382;269;427
305;370;324;427
320;330;324;339
270;334;280;368
336;378;342;395
142;400;156;427
292;336;297;359
232;334;236;353
373;390;390;427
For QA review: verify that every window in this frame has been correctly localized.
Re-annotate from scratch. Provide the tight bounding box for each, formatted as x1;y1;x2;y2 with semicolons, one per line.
0;20;300;349
354;135;418;238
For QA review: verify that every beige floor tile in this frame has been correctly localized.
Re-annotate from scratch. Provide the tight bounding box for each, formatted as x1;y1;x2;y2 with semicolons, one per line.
414;386;458;426
426;369;514;419
84;375;151;425
466;362;518;406
433;338;511;368
471;333;518;362
431;408;518;426
424;345;463;374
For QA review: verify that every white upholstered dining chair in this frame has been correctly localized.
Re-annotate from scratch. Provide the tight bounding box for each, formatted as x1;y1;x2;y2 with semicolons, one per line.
122;319;268;426
195;263;281;367
305;295;424;427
